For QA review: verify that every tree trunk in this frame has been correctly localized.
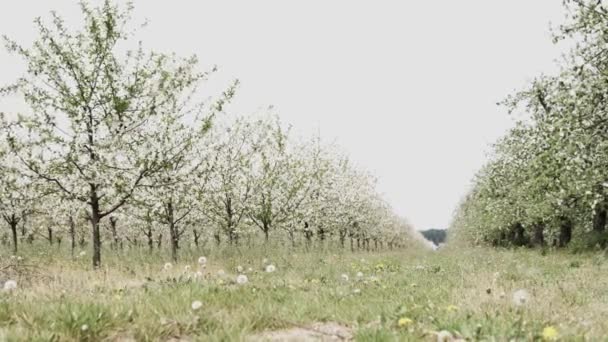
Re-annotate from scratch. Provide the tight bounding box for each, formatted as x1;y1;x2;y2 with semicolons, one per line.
8;215;19;254
512;223;526;246
109;216;119;250
89;184;102;268
193;229;200;248
264;222;270;243
593;205;607;233
47;227;53;245
558;217;572;247
531;223;545;247
166;200;179;262
289;230;296;248
69;216;76;257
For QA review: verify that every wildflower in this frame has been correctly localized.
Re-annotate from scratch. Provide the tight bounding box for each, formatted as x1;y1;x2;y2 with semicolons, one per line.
191;300;203;311
265;264;276;273
236;265;244;273
512;289;530;306
398;317;413;328
356;271;364;278
198;256;207;266
446;305;459;312
340;274;349;282
81;324;89;331
247;267;253;272
3;280;17;292
163;263;173;271
262;258;269;265
542;326;559;341
436;330;453;342
236;274;248;285
184;265;191;272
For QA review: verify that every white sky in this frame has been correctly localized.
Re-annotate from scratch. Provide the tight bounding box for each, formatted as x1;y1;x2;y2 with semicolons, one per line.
0;1;567;230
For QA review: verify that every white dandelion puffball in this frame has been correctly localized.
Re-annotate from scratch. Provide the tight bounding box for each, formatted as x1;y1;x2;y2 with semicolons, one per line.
163;262;173;271
436;330;453;342
3;280;17;292
184;265;191;272
356;272;364;278
198;256;207;266
512;289;530;306
262;258;269;265
236;265;244;273
191;300;203;311
81;324;89;332
341;274;349;282
265;264;276;273
236;274;248;285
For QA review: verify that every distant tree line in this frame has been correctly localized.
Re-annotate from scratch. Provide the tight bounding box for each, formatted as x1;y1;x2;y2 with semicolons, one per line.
420;229;447;246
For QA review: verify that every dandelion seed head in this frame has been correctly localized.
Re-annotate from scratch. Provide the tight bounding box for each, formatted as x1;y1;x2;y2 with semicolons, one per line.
3;280;17;292
236;274;248;285
81;324;89;331
198;256;207;265
191;300;203;311
340;273;349;282
436;330;453;342
265;264;276;273
356;271;364;278
512;289;530;306
163;262;173;271
236;265;244;273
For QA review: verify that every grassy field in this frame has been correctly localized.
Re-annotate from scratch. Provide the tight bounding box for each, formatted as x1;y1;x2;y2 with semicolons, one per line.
0;245;607;341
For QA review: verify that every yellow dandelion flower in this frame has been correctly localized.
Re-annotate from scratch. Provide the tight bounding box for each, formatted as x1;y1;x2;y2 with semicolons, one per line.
398;317;413;328
542;326;559;341
446;305;459;312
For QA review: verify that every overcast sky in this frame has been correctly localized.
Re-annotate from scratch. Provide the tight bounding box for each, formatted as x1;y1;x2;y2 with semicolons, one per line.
0;1;568;230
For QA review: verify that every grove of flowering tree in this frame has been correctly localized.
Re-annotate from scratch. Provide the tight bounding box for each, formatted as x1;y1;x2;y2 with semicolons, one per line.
0;1;419;267
452;0;608;249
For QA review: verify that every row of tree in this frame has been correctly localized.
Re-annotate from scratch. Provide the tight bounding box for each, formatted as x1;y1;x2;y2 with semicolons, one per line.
451;0;608;249
0;1;418;267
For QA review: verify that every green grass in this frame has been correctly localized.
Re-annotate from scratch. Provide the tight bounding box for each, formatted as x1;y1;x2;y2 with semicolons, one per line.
1;245;607;341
